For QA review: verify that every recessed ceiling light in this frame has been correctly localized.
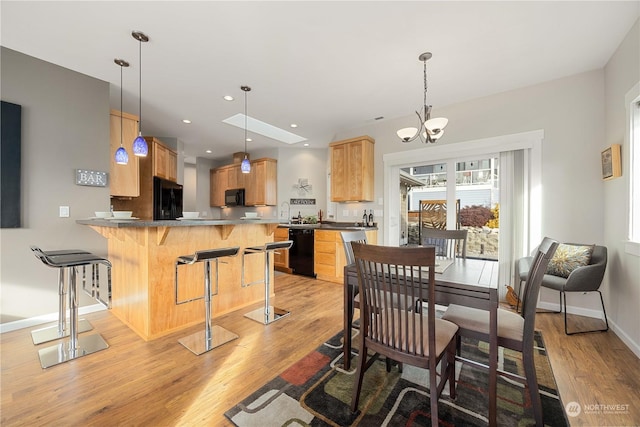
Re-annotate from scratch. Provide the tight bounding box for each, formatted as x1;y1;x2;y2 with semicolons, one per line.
303;143;309;147
206;150;212;154
290;124;298;128
223;95;234;101
182;119;191;124
246;138;252;142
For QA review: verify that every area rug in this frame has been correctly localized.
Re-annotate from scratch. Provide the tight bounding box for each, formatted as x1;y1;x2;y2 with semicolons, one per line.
225;330;568;426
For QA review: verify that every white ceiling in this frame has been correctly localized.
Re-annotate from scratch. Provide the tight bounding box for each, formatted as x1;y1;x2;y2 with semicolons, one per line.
2;1;638;162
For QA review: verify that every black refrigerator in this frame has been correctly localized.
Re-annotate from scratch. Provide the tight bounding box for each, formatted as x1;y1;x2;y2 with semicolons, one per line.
153;177;183;220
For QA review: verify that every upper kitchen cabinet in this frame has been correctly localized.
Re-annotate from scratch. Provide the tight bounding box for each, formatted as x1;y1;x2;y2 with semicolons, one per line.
245;158;277;206
109;109;140;197
210;168;227;207
145;137;178;182
227;164;246;190
330;135;375;202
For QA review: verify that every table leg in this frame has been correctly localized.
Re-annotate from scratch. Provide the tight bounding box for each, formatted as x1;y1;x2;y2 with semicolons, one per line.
343;269;355;371
488;295;498;426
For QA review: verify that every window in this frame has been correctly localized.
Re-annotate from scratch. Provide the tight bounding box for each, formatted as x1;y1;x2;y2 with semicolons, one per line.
627;83;640;255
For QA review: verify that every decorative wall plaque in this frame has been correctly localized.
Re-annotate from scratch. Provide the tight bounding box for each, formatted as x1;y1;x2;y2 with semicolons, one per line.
75;169;108;187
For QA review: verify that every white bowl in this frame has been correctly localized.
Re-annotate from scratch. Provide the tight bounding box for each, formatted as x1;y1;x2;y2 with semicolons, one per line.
112;211;133;219
182;211;200;219
244;212;258;218
95;211;111;218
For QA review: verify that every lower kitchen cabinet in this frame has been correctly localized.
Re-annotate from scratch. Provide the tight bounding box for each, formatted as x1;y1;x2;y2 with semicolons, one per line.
274;227;291;273
314;229;377;284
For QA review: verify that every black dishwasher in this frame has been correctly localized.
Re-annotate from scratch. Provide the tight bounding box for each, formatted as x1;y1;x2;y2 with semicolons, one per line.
289;228;316;278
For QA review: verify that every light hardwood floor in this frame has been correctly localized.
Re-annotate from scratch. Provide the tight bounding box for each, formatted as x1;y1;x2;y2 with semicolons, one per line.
1;274;639;426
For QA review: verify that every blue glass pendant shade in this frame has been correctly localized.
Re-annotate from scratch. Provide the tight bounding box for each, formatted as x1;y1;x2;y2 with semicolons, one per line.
241;157;251;174
115;146;129;165
132;134;148;157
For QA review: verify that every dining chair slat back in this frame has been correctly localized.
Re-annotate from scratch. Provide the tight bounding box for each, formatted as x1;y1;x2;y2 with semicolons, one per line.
421;228;468;259
350;243;459;427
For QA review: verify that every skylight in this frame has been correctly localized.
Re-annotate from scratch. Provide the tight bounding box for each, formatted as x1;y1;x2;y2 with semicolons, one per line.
222;114;307;144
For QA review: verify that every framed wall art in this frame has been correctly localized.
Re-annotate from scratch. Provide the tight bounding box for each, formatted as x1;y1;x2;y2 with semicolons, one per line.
601;144;621;181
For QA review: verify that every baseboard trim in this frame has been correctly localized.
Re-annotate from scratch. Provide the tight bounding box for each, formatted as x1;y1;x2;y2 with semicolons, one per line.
608;318;640;359
537;301;605;320
0;304;107;334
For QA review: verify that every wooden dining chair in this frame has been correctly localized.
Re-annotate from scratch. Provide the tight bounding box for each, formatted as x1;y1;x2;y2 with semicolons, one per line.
441;237;559;427
341;230;368;328
421;228;468;259
350;243;458;427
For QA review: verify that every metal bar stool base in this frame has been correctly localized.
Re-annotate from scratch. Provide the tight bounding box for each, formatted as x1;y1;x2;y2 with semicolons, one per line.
31;319;93;345
38;333;109;369
244;306;290;325
178;326;239;355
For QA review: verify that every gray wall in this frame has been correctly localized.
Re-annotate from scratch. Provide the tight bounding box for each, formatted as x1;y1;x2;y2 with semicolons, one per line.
603;19;640;352
1;47;110;323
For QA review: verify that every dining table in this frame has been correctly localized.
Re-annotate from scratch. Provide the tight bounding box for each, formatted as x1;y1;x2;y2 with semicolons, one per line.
343;257;499;426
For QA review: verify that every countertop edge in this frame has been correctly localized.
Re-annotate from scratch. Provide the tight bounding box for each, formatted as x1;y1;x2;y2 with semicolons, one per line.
76;219;281;228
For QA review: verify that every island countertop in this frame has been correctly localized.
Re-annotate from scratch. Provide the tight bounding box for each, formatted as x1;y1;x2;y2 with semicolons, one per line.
76;218;280;228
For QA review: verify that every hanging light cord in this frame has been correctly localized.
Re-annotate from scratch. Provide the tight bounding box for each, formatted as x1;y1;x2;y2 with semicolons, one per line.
423;57;428;120
138;37;142;133
244;88;248;153
120;64;124;147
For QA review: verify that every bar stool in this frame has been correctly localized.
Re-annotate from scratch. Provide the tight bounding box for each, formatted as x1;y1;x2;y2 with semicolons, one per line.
175;247;240;355
242;240;293;325
30;248;110;368
30;246;111;344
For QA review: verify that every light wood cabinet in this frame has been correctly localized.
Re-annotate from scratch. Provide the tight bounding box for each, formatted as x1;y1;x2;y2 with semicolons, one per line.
210;158;277;207
111;136;178;219
148;137;178;182
245;158;277;206
330;136;375;202
314;228;377;284
227;164;245;190
274;227;291;273
210;168;228;207
109;109;140;197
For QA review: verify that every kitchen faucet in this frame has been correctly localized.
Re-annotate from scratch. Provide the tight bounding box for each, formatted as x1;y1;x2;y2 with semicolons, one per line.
280;201;290;223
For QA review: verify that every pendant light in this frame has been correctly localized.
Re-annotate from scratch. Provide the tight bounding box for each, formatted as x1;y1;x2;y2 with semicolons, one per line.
131;31;149;157
240;86;251;174
114;58;130;165
397;52;448;144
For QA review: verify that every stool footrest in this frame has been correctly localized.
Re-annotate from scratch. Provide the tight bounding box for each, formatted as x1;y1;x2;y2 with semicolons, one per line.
178;326;239;355
38;333;109;369
31;319;93;345
244;306;290;325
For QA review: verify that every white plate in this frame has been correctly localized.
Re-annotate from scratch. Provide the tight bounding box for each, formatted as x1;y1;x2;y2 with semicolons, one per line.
89;216;113;219
241;217;262;220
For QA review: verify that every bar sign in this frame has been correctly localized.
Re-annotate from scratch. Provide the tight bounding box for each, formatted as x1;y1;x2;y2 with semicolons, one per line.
75;169;108;187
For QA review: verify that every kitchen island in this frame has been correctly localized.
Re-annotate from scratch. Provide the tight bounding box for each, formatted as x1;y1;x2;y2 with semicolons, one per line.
77;218;280;340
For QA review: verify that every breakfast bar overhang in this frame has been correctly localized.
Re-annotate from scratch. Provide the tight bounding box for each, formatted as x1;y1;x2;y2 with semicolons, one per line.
77;218;280;341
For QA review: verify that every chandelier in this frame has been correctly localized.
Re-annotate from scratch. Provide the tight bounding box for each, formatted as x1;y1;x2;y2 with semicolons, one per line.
397;52;448;144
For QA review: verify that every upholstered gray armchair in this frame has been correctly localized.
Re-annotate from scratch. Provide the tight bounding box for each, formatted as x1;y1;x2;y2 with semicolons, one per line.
517;244;608;335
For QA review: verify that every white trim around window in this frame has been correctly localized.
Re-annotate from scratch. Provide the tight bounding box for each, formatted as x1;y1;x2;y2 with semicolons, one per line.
625;81;640;257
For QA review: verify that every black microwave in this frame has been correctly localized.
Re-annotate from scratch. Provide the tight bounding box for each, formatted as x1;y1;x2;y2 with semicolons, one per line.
225;188;245;206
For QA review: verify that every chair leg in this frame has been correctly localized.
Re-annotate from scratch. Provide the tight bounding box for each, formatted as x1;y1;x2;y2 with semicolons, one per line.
516;279;523;312
350;339;368;412
564;291;610;335
448;340;457;399
523;345;543;427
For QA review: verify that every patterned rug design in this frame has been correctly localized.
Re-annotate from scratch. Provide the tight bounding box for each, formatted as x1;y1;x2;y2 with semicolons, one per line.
225;330;568;426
